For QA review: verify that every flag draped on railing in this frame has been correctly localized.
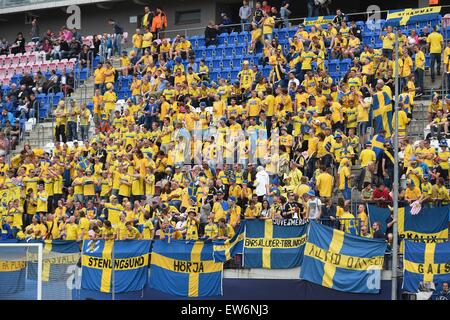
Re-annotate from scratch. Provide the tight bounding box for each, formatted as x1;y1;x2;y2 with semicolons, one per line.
300;222;386;294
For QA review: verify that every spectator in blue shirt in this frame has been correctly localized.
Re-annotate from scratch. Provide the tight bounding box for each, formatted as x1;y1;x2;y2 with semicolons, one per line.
0;109;15;127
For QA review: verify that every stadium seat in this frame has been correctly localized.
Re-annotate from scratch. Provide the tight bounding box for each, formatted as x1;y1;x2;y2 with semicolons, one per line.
218;34;228;45
328;59;340;73
222;58;232;69
229;32;239;45
238;31;250;44
209;71;219;82
340;59;351;72
37;93;47;105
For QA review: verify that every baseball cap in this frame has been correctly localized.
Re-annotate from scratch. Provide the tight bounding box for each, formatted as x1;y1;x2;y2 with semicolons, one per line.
307;189;315;197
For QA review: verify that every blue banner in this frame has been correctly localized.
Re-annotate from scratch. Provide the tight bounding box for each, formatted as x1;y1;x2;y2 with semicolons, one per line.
403;240;450;292
28;240;80;282
81;240;151;293
367;205;391;234
0;260;26;294
398;206;449;242
213;222;246;263
243;219;308;269
368;205;449;242
150;240;223;297
300;222;387;294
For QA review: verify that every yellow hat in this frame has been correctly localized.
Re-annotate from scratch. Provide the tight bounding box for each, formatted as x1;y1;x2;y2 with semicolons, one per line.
106;83;113;90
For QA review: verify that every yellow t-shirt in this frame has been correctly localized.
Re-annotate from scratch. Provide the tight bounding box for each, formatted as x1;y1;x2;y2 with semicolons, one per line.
316;172;333;197
427;32;443;54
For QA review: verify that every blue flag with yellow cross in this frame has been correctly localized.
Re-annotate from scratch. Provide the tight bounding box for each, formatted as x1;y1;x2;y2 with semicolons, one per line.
27;240;80;282
300;222;387;294
397;206;449;243
213;221;246;263
81;240;151;293
403;240;450;292
243;219;308;269
150;240;223;297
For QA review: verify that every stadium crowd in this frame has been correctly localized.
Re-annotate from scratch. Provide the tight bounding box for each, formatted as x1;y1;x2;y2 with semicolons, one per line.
0;2;449;251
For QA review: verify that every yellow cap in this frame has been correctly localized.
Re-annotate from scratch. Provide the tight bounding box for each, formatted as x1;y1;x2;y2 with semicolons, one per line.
106;83;113;90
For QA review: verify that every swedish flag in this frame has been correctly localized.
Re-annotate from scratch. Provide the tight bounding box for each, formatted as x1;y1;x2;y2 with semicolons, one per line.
81;240;151;293
398;206;448;243
77;156;93;172
150;240;223;297
27;240;80;282
213;222;246;263
403;240;450;292
371;134;387;160
300;222;386;294
243;220;308;269
384;6;441;27
371;91;392;138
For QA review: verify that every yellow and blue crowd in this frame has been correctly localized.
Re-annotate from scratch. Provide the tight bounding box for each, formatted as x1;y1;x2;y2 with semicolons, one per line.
0;3;448;245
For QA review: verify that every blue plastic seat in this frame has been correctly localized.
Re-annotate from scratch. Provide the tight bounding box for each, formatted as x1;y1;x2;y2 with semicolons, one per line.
37;93;47;104
197;38;205;48
212;59;221;70
54;92;64;105
209;71;219;82
222;58;232;69
340;59;351;72
238;31;250;44
224;47;234;58
218;34;228;45
232;58;242;69
229;32;239;44
328;59;339;73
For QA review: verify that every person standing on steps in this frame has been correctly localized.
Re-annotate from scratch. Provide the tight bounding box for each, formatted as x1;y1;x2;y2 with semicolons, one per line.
427;26;444;83
108;19;124;57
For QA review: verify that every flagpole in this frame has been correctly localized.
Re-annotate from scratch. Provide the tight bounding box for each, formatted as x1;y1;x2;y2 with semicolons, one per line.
391;28;400;301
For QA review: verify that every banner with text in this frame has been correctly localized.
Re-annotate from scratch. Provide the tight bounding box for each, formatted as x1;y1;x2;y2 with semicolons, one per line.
300;222;386;294
243;219;308;269
81;240;151;293
150;240;223;297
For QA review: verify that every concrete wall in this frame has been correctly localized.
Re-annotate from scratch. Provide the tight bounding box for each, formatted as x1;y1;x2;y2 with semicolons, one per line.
0;0;218;42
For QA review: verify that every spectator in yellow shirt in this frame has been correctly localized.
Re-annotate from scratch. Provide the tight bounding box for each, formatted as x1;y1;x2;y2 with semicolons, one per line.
132;28;143;58
426;26;444;82
404;179;423;205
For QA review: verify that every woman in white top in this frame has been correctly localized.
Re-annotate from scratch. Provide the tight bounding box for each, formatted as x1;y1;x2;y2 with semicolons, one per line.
260;200;273;219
